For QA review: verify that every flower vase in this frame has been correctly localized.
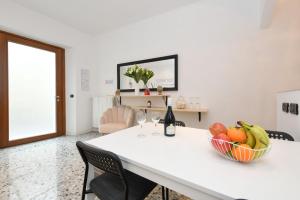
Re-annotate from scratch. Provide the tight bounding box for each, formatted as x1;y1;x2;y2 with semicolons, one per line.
144;85;150;96
134;82;140;95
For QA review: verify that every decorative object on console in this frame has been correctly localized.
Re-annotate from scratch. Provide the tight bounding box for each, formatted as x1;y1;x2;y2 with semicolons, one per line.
124;65;143;95
147;100;152;108
141;68;154;96
189;97;201;109
157;85;163;95
115;89;120;96
144;88;150;96
112;96;121;106
113;89;121;106
117;55;178;92
176;96;186;109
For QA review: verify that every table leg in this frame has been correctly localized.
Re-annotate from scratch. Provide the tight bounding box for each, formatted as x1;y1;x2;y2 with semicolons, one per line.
161;186;169;200
86;163;96;200
166;188;169;200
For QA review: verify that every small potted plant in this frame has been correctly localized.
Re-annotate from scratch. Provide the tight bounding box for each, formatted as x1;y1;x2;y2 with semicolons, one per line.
124;65;143;95
141;68;154;96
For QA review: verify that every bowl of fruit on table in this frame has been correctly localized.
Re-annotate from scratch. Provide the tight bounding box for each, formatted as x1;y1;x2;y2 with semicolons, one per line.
209;121;271;163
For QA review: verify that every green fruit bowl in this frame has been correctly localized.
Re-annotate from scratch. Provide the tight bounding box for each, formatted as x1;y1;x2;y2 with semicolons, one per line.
209;136;272;163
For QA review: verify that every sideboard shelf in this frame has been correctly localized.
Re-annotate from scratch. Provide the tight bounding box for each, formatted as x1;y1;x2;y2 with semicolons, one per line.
119;94;169;106
119;94;208;122
120;95;169;97
132;106;208;122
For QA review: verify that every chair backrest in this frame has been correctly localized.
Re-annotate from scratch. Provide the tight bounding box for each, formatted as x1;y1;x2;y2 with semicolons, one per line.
102;106;134;125
266;130;294;141
159;119;186;127
76;141;127;180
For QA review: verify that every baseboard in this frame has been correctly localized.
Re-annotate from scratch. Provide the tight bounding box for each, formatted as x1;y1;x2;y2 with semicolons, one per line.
66;128;95;136
91;127;99;132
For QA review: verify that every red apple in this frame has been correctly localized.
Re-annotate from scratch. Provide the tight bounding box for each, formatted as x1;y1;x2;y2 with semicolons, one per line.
209;122;227;136
211;133;232;154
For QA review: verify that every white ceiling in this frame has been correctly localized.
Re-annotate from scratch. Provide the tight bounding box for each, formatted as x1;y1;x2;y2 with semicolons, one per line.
11;0;200;35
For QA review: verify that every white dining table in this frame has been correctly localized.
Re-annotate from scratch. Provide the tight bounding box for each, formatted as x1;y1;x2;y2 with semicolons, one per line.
85;123;300;200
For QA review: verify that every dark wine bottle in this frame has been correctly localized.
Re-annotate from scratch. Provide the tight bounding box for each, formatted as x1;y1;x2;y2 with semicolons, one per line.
164;98;176;137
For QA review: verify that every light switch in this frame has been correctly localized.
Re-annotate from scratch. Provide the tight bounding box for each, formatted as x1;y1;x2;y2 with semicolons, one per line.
290;103;299;115
105;80;113;84
282;103;289;113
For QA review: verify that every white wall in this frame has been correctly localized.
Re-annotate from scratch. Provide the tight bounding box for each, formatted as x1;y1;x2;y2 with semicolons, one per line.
0;0;96;134
94;0;300;130
2;0;299;134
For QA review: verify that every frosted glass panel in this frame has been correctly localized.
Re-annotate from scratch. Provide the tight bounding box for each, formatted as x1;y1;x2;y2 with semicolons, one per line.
8;42;56;140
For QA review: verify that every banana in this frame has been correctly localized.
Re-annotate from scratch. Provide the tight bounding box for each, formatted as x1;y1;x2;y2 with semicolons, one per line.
256;126;270;145
238;121;270;159
253;141;267;159
245;130;256;148
238;121;270;148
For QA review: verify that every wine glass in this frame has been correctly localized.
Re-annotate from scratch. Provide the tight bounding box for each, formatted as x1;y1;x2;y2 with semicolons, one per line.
195;97;201;109
151;112;160;136
136;110;147;137
151;111;160;126
189;97;195;109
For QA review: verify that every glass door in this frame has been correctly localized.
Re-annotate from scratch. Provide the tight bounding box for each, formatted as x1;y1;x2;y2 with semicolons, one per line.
0;31;65;147
8;42;57;140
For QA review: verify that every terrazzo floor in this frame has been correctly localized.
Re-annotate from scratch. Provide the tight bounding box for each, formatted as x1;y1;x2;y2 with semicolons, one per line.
0;133;190;200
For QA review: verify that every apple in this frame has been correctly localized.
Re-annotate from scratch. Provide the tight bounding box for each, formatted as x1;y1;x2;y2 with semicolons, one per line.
211;133;232;154
209;122;227;136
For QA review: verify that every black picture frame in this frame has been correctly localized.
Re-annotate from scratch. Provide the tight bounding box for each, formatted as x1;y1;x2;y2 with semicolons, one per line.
117;54;178;92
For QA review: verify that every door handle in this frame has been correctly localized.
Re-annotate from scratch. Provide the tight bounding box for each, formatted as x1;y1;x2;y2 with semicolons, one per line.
56;96;60;102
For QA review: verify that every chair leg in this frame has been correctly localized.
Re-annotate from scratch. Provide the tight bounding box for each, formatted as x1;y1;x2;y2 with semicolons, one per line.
82;164;89;200
162;186;165;200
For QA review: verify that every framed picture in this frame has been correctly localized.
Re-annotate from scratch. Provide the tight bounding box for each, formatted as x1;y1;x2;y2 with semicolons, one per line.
117;55;178;92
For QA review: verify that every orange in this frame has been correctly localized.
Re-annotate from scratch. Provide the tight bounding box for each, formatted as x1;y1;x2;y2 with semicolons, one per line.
231;144;254;162
227;127;247;143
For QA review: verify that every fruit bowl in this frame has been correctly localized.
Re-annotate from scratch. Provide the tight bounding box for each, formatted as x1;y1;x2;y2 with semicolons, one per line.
208;121;272;163
209;136;272;162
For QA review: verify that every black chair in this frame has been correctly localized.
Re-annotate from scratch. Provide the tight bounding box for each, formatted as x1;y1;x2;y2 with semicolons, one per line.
266;130;294;141
76;141;157;200
158;119;186;127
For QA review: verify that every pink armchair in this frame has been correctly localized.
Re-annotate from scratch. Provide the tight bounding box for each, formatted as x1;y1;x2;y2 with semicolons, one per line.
99;106;135;134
